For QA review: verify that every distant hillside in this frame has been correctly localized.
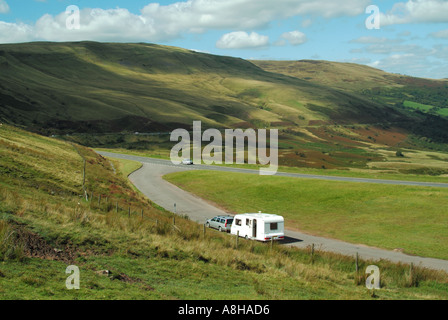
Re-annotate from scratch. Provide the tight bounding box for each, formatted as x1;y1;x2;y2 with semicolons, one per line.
251;59;448;96
0;42;409;131
253;60;448;125
0;41;447;143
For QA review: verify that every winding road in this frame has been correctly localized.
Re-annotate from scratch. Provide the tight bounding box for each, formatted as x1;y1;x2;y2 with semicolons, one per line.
98;151;448;273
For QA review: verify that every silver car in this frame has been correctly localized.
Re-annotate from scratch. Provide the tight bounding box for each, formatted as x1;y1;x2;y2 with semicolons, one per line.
181;158;194;165
205;216;234;233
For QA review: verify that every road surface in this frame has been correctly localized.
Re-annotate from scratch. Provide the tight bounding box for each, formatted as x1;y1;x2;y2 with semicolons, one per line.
98;151;448;272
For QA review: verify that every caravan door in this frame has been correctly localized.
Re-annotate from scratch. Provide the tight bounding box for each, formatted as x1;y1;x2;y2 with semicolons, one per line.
252;219;257;239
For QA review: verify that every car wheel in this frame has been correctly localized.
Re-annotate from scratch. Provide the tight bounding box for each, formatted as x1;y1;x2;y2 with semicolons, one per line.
218;226;222;232
245;235;248;240
205;223;210;228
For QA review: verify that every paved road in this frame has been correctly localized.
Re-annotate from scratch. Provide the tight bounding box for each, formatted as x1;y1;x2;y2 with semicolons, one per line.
98;151;448;272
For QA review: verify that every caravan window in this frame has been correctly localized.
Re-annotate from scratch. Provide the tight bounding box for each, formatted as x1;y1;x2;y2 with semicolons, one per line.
246;219;251;226
270;222;278;231
235;219;242;226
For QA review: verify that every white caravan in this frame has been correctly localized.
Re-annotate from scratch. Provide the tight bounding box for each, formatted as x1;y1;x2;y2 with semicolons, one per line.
230;213;284;242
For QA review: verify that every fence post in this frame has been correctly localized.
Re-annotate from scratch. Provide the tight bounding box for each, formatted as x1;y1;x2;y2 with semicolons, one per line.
311;243;315;264
116;202;118;213
203;224;206;238
141;209;143;219
82;159;86;195
235;231;239;249
355;252;359;273
128;207;131;218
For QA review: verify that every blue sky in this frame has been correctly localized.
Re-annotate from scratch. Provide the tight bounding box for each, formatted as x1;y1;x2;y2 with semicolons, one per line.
0;0;447;79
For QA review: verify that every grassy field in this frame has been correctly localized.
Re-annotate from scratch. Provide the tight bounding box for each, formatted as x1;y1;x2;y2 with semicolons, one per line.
1;124;448;300
164;170;448;260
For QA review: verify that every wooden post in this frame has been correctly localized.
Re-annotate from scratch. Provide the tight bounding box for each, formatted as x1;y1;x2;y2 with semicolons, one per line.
173;216;176;226
156;219;158;227
141;209;143;219
82;159;86;194
270;237;274;250
116;202;118;213
311;243;315;264
128;207;131;218
203;224;206;238
355;252;359;273
410;263;414;286
235;231;239;249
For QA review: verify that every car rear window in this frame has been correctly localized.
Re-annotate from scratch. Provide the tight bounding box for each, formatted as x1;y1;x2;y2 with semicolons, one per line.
226;219;234;224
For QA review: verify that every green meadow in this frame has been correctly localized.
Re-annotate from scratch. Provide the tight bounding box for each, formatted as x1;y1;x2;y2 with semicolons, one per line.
164;170;448;260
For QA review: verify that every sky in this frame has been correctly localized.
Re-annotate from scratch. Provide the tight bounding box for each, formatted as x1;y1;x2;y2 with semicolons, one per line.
0;0;447;79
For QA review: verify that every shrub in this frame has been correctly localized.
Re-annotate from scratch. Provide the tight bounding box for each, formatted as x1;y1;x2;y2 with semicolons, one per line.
0;220;24;261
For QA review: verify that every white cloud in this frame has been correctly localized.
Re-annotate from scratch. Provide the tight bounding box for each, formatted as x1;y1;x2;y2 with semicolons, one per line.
365;44;448;79
0;21;33;43
380;0;448;26
431;29;448;39
0;0;9;14
33;8;156;42
216;31;269;49
301;19;313;28
280;30;307;46
350;36;403;44
0;0;370;43
360;43;431;55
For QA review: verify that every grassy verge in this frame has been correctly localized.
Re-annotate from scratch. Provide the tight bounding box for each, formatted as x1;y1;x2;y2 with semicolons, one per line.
1;124;448;300
114;158;142;178
164;170;448;260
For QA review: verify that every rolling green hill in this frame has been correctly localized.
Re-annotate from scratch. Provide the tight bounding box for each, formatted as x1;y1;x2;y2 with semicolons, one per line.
0;41;425;135
1;41;448;174
252;59;448;141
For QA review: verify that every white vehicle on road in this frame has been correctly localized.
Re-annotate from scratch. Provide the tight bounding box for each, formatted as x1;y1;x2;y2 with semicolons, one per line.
231;212;284;242
181;158;194;165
